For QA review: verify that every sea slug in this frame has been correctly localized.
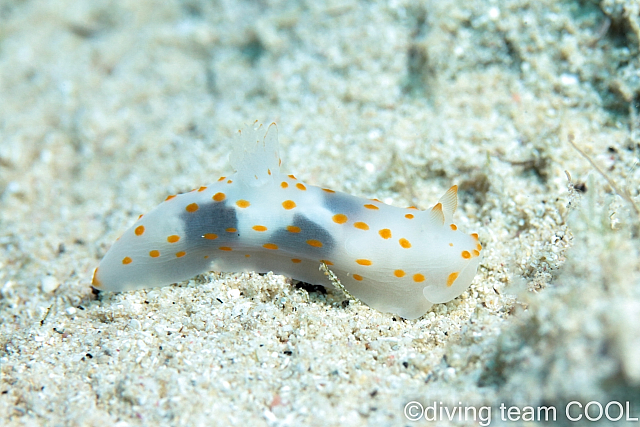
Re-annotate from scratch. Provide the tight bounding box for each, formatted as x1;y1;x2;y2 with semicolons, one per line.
92;122;482;319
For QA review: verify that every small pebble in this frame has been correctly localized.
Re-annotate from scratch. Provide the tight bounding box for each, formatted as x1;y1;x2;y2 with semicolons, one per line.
41;276;60;293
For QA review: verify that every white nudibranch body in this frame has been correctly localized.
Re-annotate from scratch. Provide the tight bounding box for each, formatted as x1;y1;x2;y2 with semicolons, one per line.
92;122;482;319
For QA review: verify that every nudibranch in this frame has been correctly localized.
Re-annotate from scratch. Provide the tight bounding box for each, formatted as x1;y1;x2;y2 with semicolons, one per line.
92;122;481;319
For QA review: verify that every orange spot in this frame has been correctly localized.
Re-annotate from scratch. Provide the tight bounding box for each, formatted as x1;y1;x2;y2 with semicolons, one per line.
306;239;323;248
213;192;226;202
91;268;101;287
219;247;233;251
364;204;379;210
226;228;237;233
165;195;176;201
477;243;483;251
281;181;289;188
176;251;186;258
286;226;301;233
137;214;143;220
135;225;145;236
405;213;414;219
450;224;458;231
218;176;226;181
354;222;369;230
253;225;268;232
473;250;480;257
185;203;199;213
204;255;209;259
332;214;348;224
471;233;479;241
291;258;302;263
288;174;297;180
413;273;425;283
353;274;363;281
198;186;207;192
245;254;250;258
320;259;334;266
122;256;132;265
447;272;459;287
268;169;272;176
399;238;412;249
356;259;372;266
204;233;218;240
407;206;418;210
263;243;278;250
322;188;335;193
167;235;180;243
282;200;296;210
449;243;454;247
462;251;471;259
378;229;392;239
227;180;233;184
296;183;306;191
394;269;405;278
149;250;160;258
236;199;250;208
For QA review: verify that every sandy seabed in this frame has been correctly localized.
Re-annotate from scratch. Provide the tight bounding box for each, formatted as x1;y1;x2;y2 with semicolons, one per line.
1;1;640;426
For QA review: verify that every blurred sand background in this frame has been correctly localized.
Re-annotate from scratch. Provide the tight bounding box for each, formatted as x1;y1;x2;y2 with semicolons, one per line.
1;0;640;425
